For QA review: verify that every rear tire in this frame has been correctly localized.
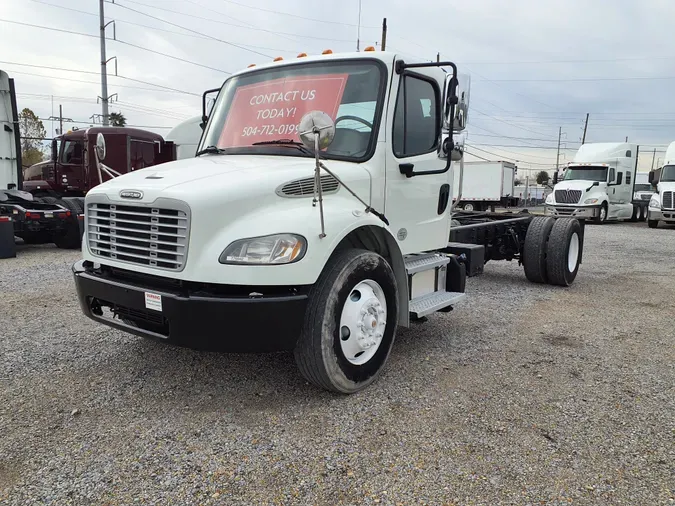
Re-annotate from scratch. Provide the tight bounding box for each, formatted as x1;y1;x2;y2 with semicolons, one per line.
640;206;647;222
463;203;475;212
522;216;555;284
294;249;399;394
546;218;582;287
648;219;658;229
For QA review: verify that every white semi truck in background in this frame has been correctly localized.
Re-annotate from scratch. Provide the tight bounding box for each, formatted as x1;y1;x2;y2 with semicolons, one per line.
545;142;647;223
72;50;586;394
452;160;519;211
647;141;675;228
166;116;203;160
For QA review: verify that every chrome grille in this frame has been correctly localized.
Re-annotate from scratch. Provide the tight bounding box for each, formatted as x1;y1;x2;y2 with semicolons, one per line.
662;191;674;209
640;194;652;201
554;189;582;204
87;202;189;271
277;175;339;198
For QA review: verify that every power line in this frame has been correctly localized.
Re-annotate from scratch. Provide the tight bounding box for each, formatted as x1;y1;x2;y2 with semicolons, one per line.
481;75;675;83
113;40;230;74
8;69;199;95
111;0;356;46
471;109;560;139
217;0;380;28
1;60;200;95
466;144;556;166
37;117;174;129
25;0;301;54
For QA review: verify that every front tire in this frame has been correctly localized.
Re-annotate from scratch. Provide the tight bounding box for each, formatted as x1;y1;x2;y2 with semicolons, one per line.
648;219;658;229
294;249;399;394
593;203;608;224
546;218;582;287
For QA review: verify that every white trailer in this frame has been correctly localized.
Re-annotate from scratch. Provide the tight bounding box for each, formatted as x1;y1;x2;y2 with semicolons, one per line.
453;160;518;211
0;70;21;190
72;50;586;393
545;142;646;223
647;141;675;228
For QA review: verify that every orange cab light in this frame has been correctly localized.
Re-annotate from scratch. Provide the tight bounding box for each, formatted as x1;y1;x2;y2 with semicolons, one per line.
297;52;308;58
364;46;376;52
322;49;333;55
247;64;256;68
273;56;284;61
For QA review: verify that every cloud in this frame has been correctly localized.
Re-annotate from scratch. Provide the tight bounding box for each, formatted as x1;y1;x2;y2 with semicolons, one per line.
2;0;674;172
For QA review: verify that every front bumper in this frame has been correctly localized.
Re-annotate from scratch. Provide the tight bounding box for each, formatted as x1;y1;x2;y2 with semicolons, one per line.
648;208;675;222
545;204;600;219
72;260;309;352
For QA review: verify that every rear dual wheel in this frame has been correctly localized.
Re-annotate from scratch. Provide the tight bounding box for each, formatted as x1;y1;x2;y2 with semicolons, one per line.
523;216;581;286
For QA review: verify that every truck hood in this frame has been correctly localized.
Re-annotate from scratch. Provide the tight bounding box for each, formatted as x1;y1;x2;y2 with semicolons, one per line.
86;154;372;204
553;180;606;192
657;181;675;193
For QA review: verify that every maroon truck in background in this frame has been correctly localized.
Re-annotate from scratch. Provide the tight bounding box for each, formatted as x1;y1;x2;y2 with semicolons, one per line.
13;127;177;249
23;127;176;198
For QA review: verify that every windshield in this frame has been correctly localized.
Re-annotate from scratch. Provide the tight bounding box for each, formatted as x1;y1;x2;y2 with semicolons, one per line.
661;165;675;182
200;59;386;161
563;166;608;182
634;183;651;192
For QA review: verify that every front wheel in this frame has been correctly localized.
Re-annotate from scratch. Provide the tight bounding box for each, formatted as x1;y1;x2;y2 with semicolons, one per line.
294;249;399;394
593;203;608;224
648;219;659;229
546;218;582;286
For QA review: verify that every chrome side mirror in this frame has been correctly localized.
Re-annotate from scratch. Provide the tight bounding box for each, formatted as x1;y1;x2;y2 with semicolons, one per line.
298;111;336;150
444;73;471;133
95;133;106;161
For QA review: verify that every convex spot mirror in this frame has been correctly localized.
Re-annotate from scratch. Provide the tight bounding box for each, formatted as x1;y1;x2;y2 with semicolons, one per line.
95;133;106;161
299;111;336;151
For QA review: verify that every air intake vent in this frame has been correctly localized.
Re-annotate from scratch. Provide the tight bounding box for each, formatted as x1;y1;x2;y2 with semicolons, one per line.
663;191;674;209
276;175;339;198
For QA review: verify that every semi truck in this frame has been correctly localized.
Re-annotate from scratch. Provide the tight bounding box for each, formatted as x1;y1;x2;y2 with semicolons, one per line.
72;49;586;393
1;70;74;246
545;142;648;223
647;141;675;228
452;160;519;211
166;116;203;160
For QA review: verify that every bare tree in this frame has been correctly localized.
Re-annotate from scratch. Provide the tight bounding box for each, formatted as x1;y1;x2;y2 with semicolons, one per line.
18;108;47;167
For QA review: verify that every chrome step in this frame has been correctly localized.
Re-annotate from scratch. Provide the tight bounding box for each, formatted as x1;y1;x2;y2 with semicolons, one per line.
404;253;450;274
409;291;465;318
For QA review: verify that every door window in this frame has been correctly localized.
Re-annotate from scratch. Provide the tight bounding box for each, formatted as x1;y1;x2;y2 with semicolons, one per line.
130;140;155;170
60;140;83;164
392;75;439;158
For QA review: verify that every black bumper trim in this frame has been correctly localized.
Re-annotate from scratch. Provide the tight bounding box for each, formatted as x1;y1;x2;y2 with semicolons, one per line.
72;260;308;352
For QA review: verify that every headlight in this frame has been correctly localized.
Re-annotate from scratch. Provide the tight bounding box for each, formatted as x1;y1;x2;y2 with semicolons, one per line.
584;198;599;204
649;197;660;208
219;233;307;265
545;194;554;204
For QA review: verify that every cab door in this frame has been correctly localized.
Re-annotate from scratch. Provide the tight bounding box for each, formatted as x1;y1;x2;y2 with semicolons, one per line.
384;70;451;255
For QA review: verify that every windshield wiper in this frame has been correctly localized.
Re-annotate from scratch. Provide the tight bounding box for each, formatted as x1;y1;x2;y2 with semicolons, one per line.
251;139;314;156
195;145;227;157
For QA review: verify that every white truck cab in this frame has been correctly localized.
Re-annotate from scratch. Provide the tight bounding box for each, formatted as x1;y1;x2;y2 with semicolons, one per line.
545;143;640;223
647;141;675;228
73;50;586;393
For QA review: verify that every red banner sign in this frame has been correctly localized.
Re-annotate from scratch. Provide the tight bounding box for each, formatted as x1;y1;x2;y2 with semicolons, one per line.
217;74;349;148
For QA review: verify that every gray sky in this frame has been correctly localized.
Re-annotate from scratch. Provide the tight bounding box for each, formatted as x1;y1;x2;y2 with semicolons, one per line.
2;0;674;174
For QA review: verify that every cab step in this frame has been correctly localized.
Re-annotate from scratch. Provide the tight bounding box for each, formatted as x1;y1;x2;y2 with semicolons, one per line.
410;291;466;319
404;253;464;319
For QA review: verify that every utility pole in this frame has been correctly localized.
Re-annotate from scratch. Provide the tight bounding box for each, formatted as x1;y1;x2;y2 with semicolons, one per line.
555;126;562;174
625;136;628;142
99;0;109;126
581;113;589;144
651;148;657;170
47;105;73;135
380;18;387;50
356;0;362;51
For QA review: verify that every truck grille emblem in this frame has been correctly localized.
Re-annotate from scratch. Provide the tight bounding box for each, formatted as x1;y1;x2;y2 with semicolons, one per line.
120;190;143;199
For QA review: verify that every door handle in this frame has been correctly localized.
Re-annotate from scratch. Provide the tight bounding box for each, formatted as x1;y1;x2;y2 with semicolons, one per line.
438;184;450;214
399;163;414;178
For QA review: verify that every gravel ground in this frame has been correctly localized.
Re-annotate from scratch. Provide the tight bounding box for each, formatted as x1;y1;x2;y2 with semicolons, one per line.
1;223;673;506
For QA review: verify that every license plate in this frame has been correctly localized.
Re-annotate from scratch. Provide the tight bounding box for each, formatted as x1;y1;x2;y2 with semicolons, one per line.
44;212;53;218
144;292;163;312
